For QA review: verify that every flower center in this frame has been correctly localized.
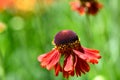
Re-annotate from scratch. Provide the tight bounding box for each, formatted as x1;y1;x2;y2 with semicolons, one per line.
54;30;79;45
54;30;84;54
56;40;84;54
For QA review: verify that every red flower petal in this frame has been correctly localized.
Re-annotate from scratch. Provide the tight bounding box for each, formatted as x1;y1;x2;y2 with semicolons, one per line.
73;55;77;68
75;57;90;76
47;51;61;70
73;47;101;64
74;56;81;76
64;55;73;72
38;49;61;70
83;47;99;53
63;55;75;78
63;70;69;78
75;57;89;76
38;49;56;62
70;1;80;11
63;68;74;78
54;63;62;76
83;47;101;58
73;49;87;59
38;54;48;62
83;48;101;64
70;1;85;15
78;6;85;15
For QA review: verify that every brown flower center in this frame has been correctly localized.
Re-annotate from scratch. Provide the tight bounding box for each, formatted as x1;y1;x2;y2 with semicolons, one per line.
54;30;84;54
54;30;79;45
56;40;82;54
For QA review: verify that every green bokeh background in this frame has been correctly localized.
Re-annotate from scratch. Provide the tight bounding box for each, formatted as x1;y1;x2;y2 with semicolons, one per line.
0;0;120;80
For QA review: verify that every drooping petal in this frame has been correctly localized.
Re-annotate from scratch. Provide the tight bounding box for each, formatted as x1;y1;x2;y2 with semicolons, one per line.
64;55;73;72
83;47;101;64
38;49;61;70
63;70;69;78
73;47;101;64
63;68;74;78
73;55;77;68
38;49;55;67
38;49;56;62
38;53;48;62
74;56;81;76
54;63;62;76
75;56;90;76
83;47;101;58
73;49;87;60
63;55;74;78
83;47;99;53
46;50;61;70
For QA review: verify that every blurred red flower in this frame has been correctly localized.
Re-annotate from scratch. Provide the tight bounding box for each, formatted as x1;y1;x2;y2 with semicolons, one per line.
70;0;103;15
70;1;85;15
38;30;101;78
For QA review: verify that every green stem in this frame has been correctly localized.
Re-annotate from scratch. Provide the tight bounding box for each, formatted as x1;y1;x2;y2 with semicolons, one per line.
83;15;94;47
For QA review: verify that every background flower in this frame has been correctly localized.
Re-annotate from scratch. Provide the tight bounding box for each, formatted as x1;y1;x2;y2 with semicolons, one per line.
13;0;36;12
70;0;103;15
0;0;14;11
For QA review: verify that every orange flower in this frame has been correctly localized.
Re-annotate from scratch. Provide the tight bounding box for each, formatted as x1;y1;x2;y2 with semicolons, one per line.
13;0;36;12
0;0;14;11
70;0;103;15
38;30;101;78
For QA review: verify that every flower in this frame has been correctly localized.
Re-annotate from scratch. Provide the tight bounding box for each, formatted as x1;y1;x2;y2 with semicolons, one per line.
70;0;103;15
13;0;36;12
0;0;14;11
38;30;101;78
87;1;103;15
70;1;85;15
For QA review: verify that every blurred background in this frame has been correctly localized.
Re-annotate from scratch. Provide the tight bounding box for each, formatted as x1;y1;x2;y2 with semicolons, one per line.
0;0;120;80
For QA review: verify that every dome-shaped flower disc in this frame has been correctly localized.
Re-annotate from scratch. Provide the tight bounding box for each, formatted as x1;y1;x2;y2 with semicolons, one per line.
54;30;79;45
